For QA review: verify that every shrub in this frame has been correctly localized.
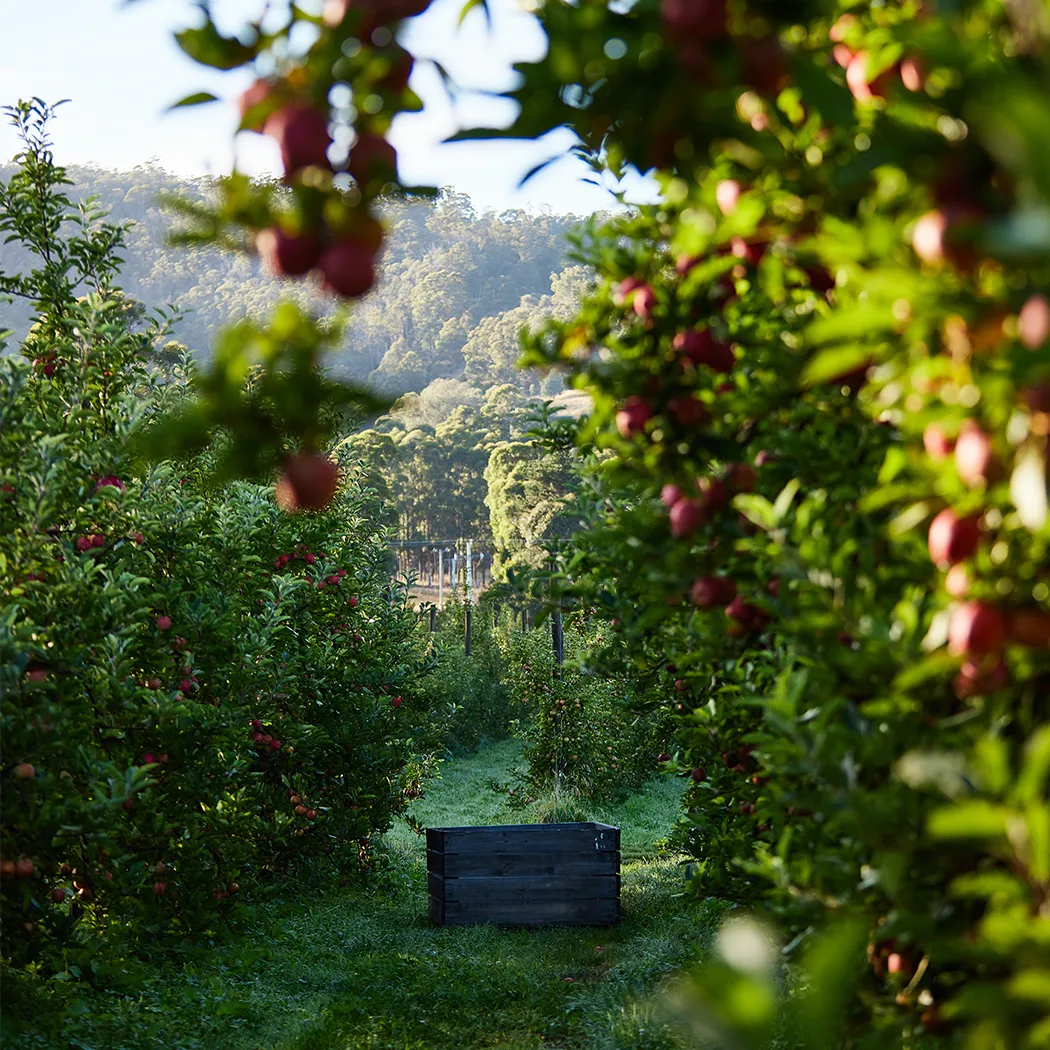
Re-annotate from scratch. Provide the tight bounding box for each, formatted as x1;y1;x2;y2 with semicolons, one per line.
419;594;513;755
502;620;671;801
0;107;440;974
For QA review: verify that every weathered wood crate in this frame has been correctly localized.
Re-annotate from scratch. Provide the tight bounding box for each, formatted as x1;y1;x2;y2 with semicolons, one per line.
426;822;620;927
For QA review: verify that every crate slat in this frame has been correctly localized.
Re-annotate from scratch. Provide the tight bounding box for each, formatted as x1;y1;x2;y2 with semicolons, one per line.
427;849;619;878
432;895;620;927
429;824;619;855
429;872;619;903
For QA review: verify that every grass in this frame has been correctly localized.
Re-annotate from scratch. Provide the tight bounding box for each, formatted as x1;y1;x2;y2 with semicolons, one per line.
8;741;725;1050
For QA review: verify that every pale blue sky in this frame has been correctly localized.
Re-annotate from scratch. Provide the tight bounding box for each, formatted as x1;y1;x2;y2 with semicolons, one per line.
0;0;656;214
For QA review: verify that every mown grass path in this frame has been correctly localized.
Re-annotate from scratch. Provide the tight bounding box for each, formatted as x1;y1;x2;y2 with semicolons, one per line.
19;741;723;1050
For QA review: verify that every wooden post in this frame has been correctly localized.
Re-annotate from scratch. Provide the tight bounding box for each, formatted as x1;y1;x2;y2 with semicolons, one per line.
465;602;472;656
552;609;564;672
438;548;444;609
430;605;436;633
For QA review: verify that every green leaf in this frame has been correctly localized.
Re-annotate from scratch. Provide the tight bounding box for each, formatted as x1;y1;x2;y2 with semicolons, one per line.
797;916;869;1049
1013;726;1050;805
175;21;256;71
928;800;1011;840
772;479;800;522
733;494;776;531
167;92;220;110
800;344;871;388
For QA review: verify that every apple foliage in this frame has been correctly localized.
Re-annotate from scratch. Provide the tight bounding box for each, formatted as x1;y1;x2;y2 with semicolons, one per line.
473;0;1050;1044
501;618;672;801
0;112;444;972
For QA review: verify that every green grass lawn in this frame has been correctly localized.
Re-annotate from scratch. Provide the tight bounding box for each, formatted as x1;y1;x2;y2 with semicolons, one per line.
8;741;725;1050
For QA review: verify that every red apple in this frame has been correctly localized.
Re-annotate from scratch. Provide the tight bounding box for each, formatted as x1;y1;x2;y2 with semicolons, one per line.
1019;294;1050;350
616;396;653;438
899;56;925;92
51;887;67;903
661;484;684;508
673;328;734;372
912;207;982;269
725;463;756;492
690;575;736;607
691;766;707;782
954;421;996;487
923;423;954;461
614;276;646;306
257;227;322;277
726;596;756;624
94;476;126;493
698;476;726;509
13;763;34;779
669;499;707;538
264;103;332;175
667;394;707;427
633;285;657;324
845;50;893;102
948;601;1006;655
155;615;172;631
275;453;340;512
318;238;377;299
945;563;970;598
391;695;403;707
927;509;981;566
348;132;397;187
153;881;167;896
269;739;282;750
715;179;741;215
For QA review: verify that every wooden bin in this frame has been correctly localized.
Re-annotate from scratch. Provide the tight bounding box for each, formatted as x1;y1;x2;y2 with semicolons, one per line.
426;822;621;927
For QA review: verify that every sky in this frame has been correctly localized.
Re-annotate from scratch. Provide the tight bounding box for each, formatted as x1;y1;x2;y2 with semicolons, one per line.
0;0;657;215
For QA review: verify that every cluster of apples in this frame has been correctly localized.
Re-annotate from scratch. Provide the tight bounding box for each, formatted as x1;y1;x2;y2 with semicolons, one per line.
288;788;319;823
917;293;1050;695
239;71;394;296
237;1;419;302
249;719;288;755
829;14;926;105
272;542;349;591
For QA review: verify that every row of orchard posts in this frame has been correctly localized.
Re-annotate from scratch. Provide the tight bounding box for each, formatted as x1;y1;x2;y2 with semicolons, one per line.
421;591;564;671
390;538;492;608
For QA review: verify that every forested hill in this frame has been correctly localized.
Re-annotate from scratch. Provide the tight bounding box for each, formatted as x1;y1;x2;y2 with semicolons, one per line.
0;163;595;396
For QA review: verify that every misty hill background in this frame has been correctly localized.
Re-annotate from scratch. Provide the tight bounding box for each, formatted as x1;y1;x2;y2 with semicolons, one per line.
1;164;595;555
0;163;596;399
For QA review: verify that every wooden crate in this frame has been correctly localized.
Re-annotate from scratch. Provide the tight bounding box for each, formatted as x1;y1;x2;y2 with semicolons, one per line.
426;822;620;927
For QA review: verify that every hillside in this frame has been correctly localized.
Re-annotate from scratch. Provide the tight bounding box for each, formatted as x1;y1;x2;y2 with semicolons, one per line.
0;163;594;397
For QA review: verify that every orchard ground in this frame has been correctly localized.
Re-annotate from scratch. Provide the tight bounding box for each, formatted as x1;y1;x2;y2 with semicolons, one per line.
5;740;728;1050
